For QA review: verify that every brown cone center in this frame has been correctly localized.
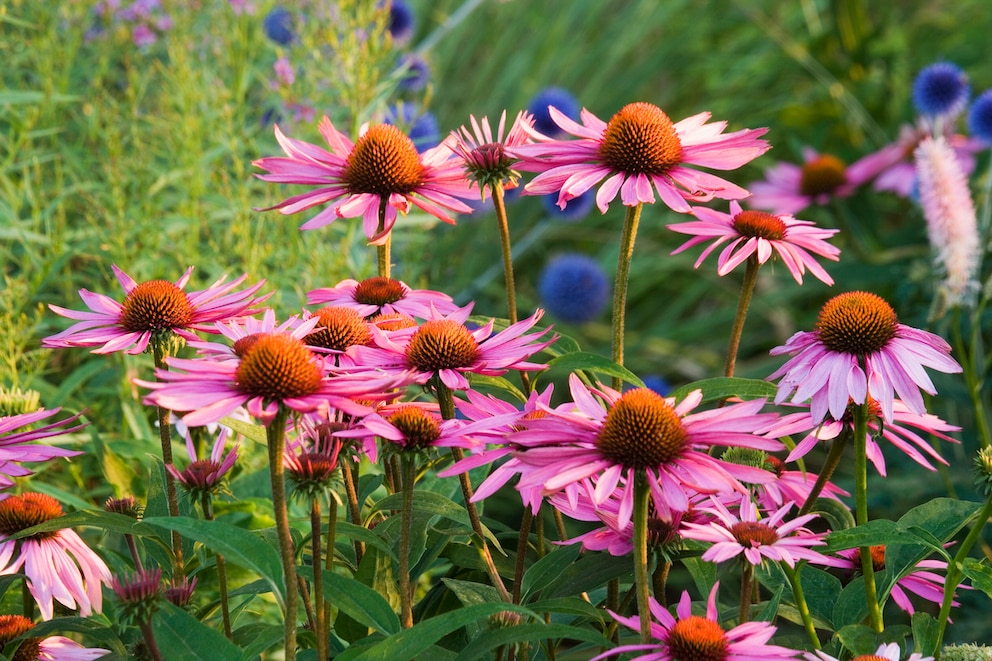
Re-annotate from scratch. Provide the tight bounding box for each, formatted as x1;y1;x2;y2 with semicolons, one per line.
598;102;683;175
667;616;729;661
119;280;193;332
405;320;481;372
732;210;787;240
0;492;64;539
354;277;407;306
388;406;442;450
595;388;688;470
234;334;322;400
815;291;898;355
343;124;425;196
729;521;780;547
799;154;847;197
308;306;372;351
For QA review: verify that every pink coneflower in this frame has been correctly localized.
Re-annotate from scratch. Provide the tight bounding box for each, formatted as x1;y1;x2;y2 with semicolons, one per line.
475;375;781;528
591;583;796;661
0;614;109;660
915;134;980;309
681;494;833;568
252;117;475;245
449;110;534;194
187;309;317;361
347;304;555;391
512;102;769;214
756;455;849;509
748;147;879;215
769;291;961;424
166;428;239;499
807;642;932;661
0;493;111;620
834;546;964;618
284;425;343;497
668;200;840;284
0;407;86;489
111;567;163;623
44;265;268;355
139;331;403;426
763;398;959;477
307;276;458;319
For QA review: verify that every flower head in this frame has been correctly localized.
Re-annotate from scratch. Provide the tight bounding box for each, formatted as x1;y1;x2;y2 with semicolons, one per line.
111;567;163;625
307;276;458;319
0;493;111;620
669;200;840;284
748;147;879;215
167;428;239;499
968;90;992;144
449;110;534;193
253;116;474;245
770;291;962;423
0;614;109;660
263;7;294;45
0;407;86;489
513;102;769;214
591;583;796;661
527;87;580;138
164;575;198;608
386;0;415;45
807;643;932;661
384;102;440;150
681;494;832;567
285;423;343;497
538;254;610;323
396;53;430;92
44;265;268;356
913;62;969;119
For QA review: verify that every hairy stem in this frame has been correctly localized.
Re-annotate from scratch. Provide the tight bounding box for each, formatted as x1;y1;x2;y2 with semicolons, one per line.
399;454;416;628
311;497;327;661
853;403;884;632
266;408;297;660
201;494;232;640
152;347;184;577
632;470;652;644
611;203;643;390
724;256;760;378
782;562;820;649
797;430;850;516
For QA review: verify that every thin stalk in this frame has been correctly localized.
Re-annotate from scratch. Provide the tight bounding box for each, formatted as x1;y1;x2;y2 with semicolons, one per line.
611;203;643;390
739;560;754;623
782;562;820;649
152;347;184;577
607;578;620;643
953;309;992;448
797;431;850;516
124;534;144;571
512;507;534;604
651;561;670;607
297;575;317;636
376;201;391;279
399;454;417;628
311;497;327;661
853;403;884;632
323;493;338;644
724;256;761;378
138;621;165;661
632;470;652;645
934;493;992;655
340;458;365;563
266;408;297;660
201;494;232;640
491;181;530;393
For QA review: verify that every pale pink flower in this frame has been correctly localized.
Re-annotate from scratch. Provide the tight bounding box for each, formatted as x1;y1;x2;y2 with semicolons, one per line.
756;455;849;510
0;408;86;489
807;643;932;661
769;291;961;424
449;110;534;193
0;614;109;660
0;493;111;620
681;494;834;567
347;304;555;391
915;134;980;309
187;308;316;361
44;265;268;355
472;374;781;529
253;116;475;245
591;582;797;661
748;147;879;215
307;276;458;319
669;200;840;284
512;102;769;214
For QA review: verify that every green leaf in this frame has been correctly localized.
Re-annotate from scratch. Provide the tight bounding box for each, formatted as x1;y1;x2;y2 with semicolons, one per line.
24;616;127;658
372;491;500;548
11;510;152;540
541;330;581;357
153;602;244;661
544;351;645;387
344;603;537;661
835;623;910;655
755;584;784;622
460;622;613;660
220;415;267;444
322;572;401;635
667;377;777;403
442;577;504;607
911;612;939;656
465;373;526;402
521;544;581;600
335;521;398;561
528;597;605;624
823;519;902;551
961;557;992;598
144;516;285;608
543;551;633;599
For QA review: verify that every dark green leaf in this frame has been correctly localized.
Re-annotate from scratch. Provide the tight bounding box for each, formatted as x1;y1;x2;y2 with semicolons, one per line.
442;577;504;607
521;544;581;600
528;597;605;624
544;352;645;387
372;491;500;548
911;612;939;656
835;623;909;655
460;622;613;660
152;602;243;661
11;510;152;540
465;374;526;402
756;584;784;622
823;519;902;552
543;551;633;599
667;377;777;403
322;572;401;635
335;521;398;561
961;557;992;598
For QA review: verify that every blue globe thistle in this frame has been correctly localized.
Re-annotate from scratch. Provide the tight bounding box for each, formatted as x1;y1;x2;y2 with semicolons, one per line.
538;254;609;324
912;62;969;118
968;89;992;144
385;103;439;150
263;7;295;46
542;189;595;222
396;53;430;92
641;374;671;396
387;0;415;45
527;87;580;137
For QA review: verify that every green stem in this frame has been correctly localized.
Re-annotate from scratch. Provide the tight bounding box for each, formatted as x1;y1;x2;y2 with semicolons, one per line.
311;497;328;661
399;454;417;628
340;457;365;563
492;181;518;326
724;256;760;378
853;402;884;632
266;408;297;660
513;507;533;604
201;494;232;640
611;203;643;390
376;200;391;279
797;429;850;516
782;562;821;649
934;492;992;654
632;470;652;645
739;560;754;623
651;561;670;607
952;309;992;448
152;347;184;577
323;493;338;647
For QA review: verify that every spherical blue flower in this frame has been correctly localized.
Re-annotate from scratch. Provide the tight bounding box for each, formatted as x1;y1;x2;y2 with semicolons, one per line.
384;103;439;150
542;189;595;222
538;254;609;324
396;53;430;92
527;87;580;137
263;7;294;46
968;89;992;144
387;0;415;45
912;62;969;117
641;374;671;396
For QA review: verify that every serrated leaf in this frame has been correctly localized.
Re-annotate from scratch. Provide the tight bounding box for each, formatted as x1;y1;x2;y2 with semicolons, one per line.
544;352;644;386
667;377;777;403
322;572;401;635
144;516;285;608
153;602;243;661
